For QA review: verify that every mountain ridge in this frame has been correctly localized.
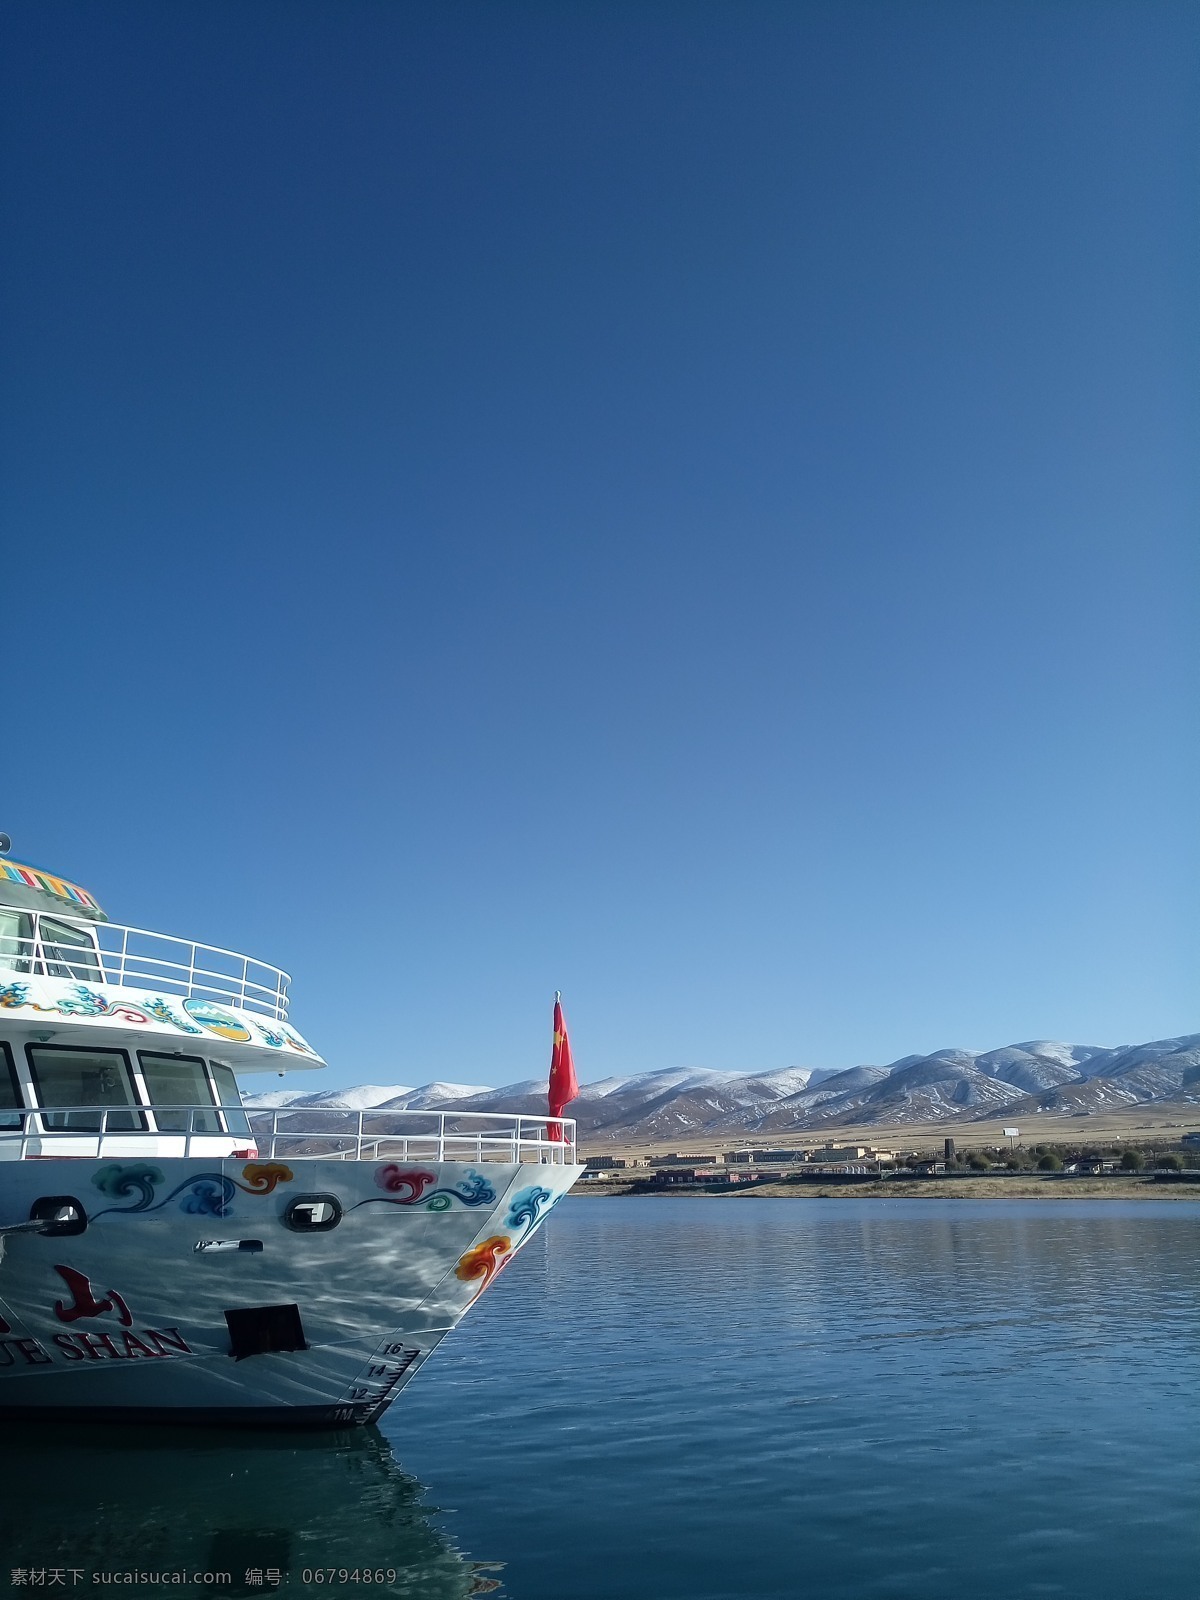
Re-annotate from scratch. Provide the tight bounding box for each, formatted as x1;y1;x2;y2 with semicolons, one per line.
243;1033;1200;1136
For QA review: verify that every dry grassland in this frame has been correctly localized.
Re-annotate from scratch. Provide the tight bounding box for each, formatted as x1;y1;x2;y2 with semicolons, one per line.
581;1099;1200;1167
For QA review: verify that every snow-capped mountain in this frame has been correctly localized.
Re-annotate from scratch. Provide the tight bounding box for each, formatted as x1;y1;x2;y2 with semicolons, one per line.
243;1081;484;1111
244;1085;412;1112
246;1035;1200;1137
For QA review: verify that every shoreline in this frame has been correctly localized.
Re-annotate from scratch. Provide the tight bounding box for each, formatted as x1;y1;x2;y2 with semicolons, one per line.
572;1175;1200;1201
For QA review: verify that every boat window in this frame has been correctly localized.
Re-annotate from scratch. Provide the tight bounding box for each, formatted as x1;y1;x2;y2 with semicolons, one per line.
26;1045;147;1133
0;1042;22;1129
138;1052;222;1133
37;917;103;983
0;910;32;975
209;1060;252;1137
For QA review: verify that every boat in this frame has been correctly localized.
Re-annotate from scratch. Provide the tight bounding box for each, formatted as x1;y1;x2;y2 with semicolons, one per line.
0;846;582;1425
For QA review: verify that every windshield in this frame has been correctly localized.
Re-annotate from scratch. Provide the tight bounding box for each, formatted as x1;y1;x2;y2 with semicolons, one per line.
27;1044;146;1133
138;1052;222;1134
38;917;103;983
209;1060;252;1137
0;910;31;975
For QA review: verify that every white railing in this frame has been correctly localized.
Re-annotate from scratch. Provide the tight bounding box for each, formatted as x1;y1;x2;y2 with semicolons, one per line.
2;1105;255;1160
247;1107;577;1165
0;914;290;1020
1;1106;577;1165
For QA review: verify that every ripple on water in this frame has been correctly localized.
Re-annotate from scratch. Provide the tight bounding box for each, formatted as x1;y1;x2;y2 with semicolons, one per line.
390;1199;1200;1600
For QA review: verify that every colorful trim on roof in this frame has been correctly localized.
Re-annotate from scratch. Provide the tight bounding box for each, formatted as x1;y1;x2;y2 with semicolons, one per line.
0;861;105;916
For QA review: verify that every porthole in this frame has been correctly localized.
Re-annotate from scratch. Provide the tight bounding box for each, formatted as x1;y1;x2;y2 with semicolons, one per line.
282;1194;342;1232
29;1195;87;1236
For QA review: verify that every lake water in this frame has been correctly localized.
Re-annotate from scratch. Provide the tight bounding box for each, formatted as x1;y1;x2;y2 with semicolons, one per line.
2;1198;1197;1598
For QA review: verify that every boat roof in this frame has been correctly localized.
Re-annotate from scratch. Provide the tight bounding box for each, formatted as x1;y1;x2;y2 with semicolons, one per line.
0;858;106;922
0;849;324;1073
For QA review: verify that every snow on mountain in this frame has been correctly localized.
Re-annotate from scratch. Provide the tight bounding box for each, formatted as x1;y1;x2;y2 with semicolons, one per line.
922;1049;981;1069
379;1082;492;1110
241;1088;312;1110
972;1047;1089;1094
861;1059;1021;1118
440;1081;560;1119
785;1066;891;1106
452;1078;550;1107
568;1075;633;1101
249;1035;1199;1136
1012;1041;1109;1071
1090;1035;1200;1077
310;1084;416;1110
243;1084;414;1111
732;1066;815;1099
578;1067;733;1100
1104;1042;1200;1099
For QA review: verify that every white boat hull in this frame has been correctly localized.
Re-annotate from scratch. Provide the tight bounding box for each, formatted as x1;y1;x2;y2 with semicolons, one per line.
0;1154;581;1425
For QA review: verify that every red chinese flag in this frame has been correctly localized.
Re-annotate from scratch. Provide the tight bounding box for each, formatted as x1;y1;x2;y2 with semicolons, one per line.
547;992;578;1140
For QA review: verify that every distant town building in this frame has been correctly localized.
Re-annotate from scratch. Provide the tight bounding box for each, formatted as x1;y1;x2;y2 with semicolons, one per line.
651;1167;753;1186
804;1163;880;1177
723;1148;812;1165
649;1152;725;1167
1182;1133;1200;1149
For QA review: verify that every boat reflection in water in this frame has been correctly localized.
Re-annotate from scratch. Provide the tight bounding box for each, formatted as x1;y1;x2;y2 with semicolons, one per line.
0;1426;499;1598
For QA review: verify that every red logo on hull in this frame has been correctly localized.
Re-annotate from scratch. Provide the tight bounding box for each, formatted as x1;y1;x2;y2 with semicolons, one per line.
52;1264;133;1327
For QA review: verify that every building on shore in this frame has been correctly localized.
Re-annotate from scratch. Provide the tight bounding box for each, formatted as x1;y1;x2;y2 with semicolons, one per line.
815;1144;896;1164
723;1148;809;1165
650;1167;755;1186
649;1152;726;1167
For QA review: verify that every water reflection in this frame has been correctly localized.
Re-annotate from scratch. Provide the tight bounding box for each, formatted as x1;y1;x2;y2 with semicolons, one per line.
0;1425;495;1598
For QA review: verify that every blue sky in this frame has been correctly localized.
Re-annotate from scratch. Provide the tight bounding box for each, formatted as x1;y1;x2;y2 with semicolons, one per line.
4;1;1196;1090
